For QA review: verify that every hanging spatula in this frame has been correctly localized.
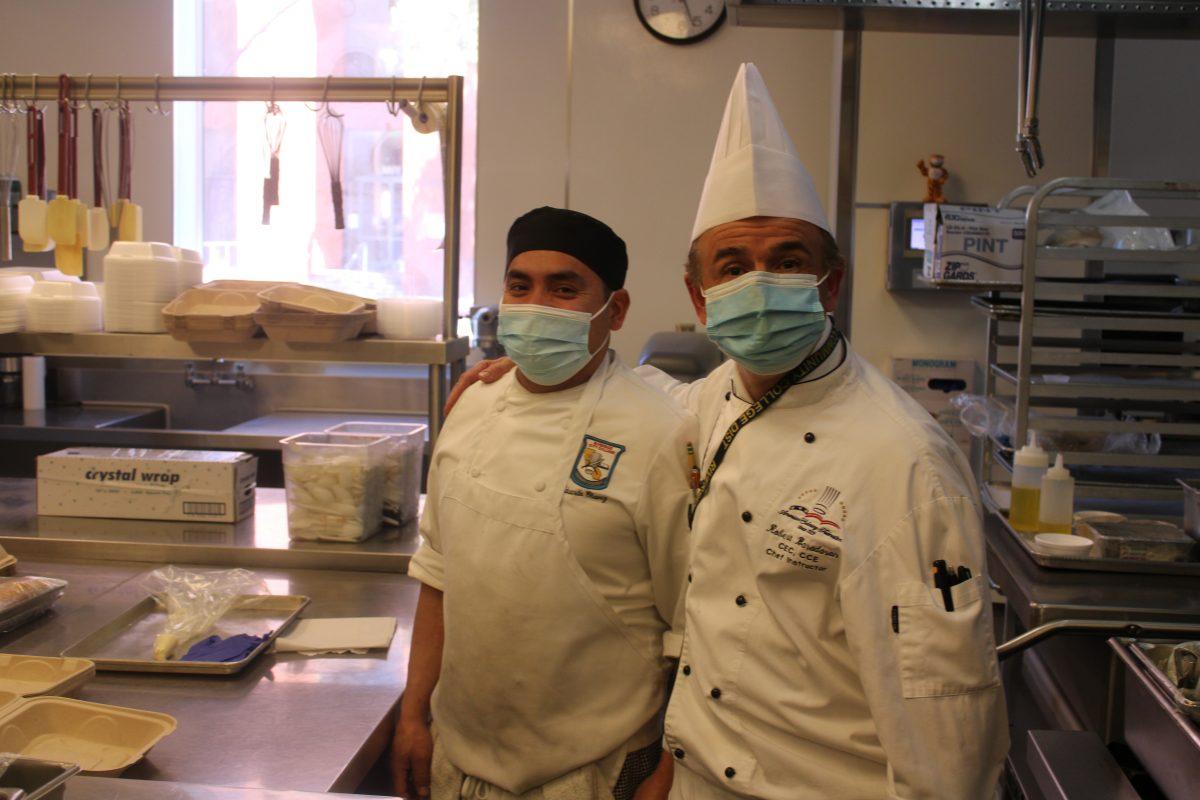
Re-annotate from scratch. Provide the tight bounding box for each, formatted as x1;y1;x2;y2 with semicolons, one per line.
115;100;141;241
17;103;50;252
46;76;79;247
88;106;109;250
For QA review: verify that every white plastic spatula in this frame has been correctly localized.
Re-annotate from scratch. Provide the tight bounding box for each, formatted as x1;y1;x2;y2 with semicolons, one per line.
17;105;51;252
115;101;142;242
53;85;85;277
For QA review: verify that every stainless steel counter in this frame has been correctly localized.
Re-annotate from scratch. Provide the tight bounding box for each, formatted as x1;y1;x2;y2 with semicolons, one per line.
0;405;166;430
0;479;419;573
984;511;1200;629
2;557;419;794
64;776;397;799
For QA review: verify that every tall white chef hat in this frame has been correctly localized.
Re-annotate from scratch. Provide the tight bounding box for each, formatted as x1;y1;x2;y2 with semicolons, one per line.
691;62;831;243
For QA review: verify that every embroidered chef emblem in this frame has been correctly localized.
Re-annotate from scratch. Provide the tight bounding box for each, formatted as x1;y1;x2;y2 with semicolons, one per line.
766;485;847;574
779;485;847;542
570;435;626;491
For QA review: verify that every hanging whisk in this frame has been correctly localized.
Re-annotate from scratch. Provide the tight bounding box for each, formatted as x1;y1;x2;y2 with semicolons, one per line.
317;105;345;230
262;93;286;225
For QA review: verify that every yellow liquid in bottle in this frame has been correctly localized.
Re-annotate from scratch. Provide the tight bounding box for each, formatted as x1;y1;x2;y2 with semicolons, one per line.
1009;487;1042;533
1039;520;1072;534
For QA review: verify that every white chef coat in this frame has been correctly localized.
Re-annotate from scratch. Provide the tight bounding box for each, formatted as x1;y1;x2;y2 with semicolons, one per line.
409;352;695;795
639;334;1008;800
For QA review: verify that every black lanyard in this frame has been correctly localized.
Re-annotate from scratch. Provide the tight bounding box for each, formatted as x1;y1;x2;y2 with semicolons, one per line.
688;328;844;527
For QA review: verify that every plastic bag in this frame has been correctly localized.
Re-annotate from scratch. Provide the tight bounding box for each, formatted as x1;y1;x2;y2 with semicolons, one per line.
1082;190;1175;251
142;567;265;661
950;393;1013;441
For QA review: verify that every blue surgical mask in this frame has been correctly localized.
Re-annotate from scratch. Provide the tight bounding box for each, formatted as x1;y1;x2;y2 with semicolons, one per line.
498;295;612;386
703;271;828;375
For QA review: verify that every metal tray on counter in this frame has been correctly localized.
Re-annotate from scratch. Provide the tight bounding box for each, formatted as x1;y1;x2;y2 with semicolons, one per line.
60;594;309;675
984;487;1200;576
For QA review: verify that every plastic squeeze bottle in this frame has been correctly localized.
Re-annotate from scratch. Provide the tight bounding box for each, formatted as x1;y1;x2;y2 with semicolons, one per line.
1010;431;1049;533
1039;454;1075;534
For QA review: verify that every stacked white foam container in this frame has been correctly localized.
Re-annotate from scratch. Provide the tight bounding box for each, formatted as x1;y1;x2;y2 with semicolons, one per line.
26;281;103;333
173;246;205;292
0;274;34;333
103;242;180;333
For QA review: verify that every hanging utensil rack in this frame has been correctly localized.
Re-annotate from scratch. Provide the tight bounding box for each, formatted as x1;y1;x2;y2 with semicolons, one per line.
0;74;467;444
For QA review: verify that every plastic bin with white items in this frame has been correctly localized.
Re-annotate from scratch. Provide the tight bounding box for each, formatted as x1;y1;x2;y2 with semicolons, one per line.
281;432;389;542
326;421;426;524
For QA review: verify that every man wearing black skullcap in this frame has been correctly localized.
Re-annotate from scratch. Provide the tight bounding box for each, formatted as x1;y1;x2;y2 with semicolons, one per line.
394;207;695;800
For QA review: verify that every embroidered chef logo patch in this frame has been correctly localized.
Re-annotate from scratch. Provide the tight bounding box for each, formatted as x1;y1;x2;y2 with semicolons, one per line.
571;435;625;491
765;485;847;575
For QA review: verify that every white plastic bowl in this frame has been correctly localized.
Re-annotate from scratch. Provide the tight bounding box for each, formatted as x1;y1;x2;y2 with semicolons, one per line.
377;297;443;340
1034;533;1095;558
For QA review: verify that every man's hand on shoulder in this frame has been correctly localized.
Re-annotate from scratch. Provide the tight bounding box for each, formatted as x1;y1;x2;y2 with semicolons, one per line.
444;357;516;416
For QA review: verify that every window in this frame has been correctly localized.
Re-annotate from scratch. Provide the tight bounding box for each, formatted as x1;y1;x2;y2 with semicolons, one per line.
173;0;477;312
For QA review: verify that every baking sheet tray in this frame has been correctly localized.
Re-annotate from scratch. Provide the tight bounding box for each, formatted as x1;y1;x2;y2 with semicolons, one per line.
60;594;309;675
984;487;1200;576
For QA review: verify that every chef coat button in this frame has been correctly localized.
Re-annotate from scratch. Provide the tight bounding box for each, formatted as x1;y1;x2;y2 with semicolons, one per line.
687;572;693;583
804;432;816;444
673;748;685;760
725;391;731;401
470;468;481;478
534;481;546;492
710;687;722;699
741;510;752;523
724;767;736;779
682;665;691;676
735;594;747;607
496;402;506;412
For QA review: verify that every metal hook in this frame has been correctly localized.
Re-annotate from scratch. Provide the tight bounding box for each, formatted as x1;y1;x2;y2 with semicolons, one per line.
265;76;280;116
108;75;127;112
0;74;10;113
76;73;95;110
147;73;170;116
415;76;428;124
386;76;403;116
24;74;40;112
304;75;342;117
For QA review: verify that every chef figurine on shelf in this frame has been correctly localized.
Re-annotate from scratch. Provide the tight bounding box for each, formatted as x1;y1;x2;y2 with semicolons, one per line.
392;207;694;800
451;64;1008;800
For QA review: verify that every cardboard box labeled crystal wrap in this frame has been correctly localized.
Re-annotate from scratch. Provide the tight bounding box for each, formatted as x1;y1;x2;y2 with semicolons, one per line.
37;448;257;523
923;203;1025;284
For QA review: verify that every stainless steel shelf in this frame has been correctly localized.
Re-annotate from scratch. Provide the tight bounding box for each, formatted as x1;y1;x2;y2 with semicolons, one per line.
0;332;470;365
1030;280;1200;299
988;445;1197;498
991;364;1200;401
1036;247;1200;263
996;346;1200;369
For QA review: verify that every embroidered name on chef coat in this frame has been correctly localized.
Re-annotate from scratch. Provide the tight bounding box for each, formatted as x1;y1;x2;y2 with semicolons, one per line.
766;484;846;573
570;435;626;491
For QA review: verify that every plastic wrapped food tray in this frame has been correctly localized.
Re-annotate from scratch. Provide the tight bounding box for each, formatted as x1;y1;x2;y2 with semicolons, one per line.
0;579;67;635
1080;520;1198;562
162;287;262;342
254;309;372;343
1128;640;1200;723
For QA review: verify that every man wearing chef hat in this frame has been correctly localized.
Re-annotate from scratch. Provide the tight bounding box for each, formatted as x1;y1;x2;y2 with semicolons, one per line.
393;207;695;800
642;63;1010;800
450;65;1009;800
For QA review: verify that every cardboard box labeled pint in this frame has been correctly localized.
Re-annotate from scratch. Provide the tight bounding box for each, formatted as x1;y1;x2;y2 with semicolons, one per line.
923;203;1025;284
37;447;257;523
